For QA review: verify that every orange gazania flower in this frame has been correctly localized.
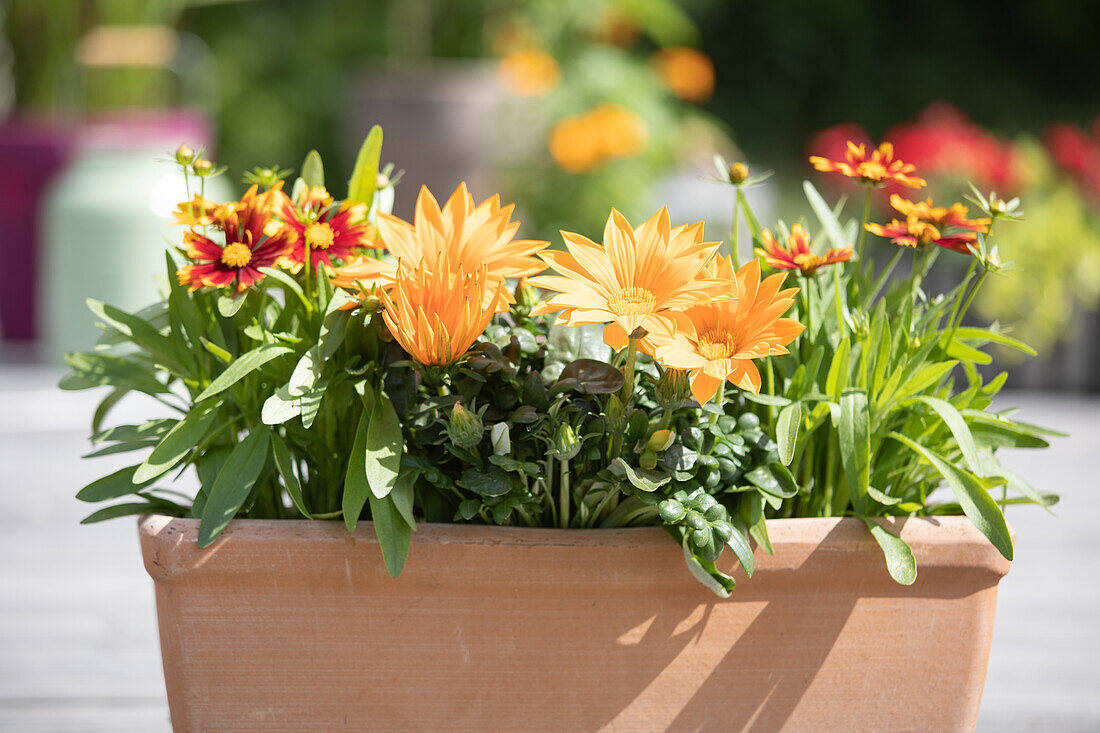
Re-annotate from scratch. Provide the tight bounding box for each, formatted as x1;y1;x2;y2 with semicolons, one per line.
651;47;715;103
379;256;504;367
274;185;376;273
652;258;804;405
889;194;990;233
330;183;548;312
498;49;560;97
528;207;726;351
810;141;926;189
864;216;976;254
755;224;853;277
177;185;293;292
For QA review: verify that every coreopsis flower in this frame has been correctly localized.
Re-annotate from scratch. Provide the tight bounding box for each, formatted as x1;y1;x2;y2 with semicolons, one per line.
650;47;715;103
889;195;990;233
755;224;853;277
331;184;547;312
498;49;560;97
379;256;503;367
652;258;804;405
275;185;376;273
810;141;926;189
177;185;293;292
528;207;727;351
864;216;976;254
172;195;219;227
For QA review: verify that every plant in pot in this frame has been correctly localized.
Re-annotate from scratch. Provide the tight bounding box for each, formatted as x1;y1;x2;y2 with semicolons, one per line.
63;129;1058;731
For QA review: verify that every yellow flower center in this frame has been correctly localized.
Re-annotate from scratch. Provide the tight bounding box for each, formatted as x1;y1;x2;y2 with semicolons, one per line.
793;252;823;276
305;222;336;250
697;327;739;360
857;161;887;182
608;286;657;315
220;242;253;268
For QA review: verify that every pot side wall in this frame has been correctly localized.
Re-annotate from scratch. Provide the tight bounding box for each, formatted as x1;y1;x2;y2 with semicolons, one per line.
139;516;1011;732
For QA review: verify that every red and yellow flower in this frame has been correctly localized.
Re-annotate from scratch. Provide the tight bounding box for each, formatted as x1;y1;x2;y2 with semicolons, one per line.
755;224;853;277
274;185;377;273
528;207;728;352
810;141;926;189
177;185;293;292
651;258;804;404
866;195;990;254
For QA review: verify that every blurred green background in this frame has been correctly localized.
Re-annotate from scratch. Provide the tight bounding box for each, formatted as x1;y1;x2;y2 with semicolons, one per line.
3;0;1100;386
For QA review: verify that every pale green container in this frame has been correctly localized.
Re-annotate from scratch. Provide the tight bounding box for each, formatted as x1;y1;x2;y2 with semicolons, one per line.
39;115;233;362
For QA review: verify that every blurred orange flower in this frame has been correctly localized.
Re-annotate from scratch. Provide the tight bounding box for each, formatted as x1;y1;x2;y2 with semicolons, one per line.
177;185;293;292
652;259;804;404
528;207;724;351
755;224;853;277
810;141;926;188
498;49;560;97
331;183;547;311
548;104;647;173
379;256;503;367
651;47;715;103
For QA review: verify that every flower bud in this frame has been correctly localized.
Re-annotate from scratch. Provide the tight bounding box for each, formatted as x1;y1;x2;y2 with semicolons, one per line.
658;499;686;523
655;367;689;407
192;158;214;176
550;423;582;461
646;429;674;452
728;162;749;185
175;144;195;166
447;403;484;449
989;194;1007;215
512;279;540;317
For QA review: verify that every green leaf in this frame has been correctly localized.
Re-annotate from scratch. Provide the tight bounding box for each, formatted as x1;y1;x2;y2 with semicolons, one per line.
80;501;165;524
91;387;129;435
457;466;513;497
86;298;184;374
776;402;801;466
862;519;917;585
301;149;324;189
257;267;312;311
867;485;904;506
299;380;327;430
908;395;983;476
825;338;851;401
82;439;159;458
166;251;205;351
557;358;625;394
77;465;156;502
134;401;219;483
888;432;1013;560
217;293;247;318
891;360;957;405
943;339;992;365
347;125;382;208
837;391;870;515
195;344;293;402
343;411;371;530
365;393;402;499
262;384;302;425
950;327;1037;356
202;338;234;364
270;432;311;519
92;418;177;444
804;180;849;249
390;473;417;529
610;458;671;492
368;492;411;577
198;427;271;547
681;536;734;597
740;392;792;407
744;464;798;498
60;352;170;396
725;521;755;577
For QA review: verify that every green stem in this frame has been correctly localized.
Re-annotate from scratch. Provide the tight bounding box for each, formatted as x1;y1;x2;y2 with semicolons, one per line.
856;185;873;270
731;188;742;268
833;263;845;336
948;269;989;342
618;336;638;407
559;457;570;529
709;381;726;425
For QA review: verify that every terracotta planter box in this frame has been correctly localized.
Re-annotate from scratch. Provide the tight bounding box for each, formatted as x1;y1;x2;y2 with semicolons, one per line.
140;515;1010;732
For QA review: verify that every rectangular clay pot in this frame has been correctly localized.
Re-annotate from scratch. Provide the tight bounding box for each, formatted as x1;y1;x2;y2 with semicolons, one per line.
139;515;1010;732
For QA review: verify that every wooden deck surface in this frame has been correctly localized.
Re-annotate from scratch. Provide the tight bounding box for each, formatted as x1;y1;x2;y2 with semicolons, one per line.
1;365;1097;731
